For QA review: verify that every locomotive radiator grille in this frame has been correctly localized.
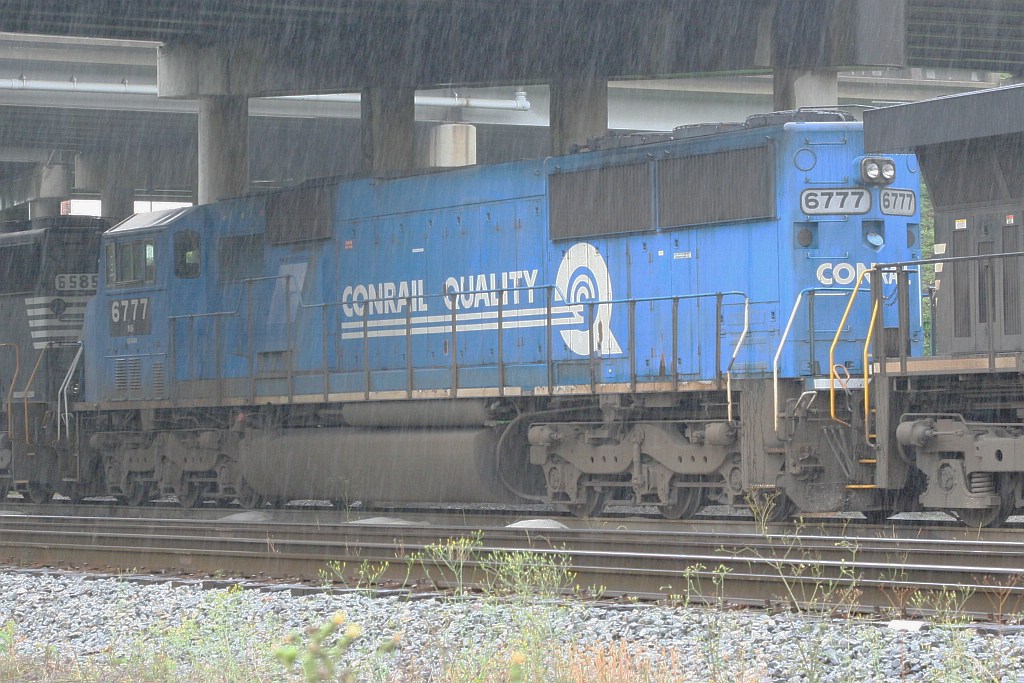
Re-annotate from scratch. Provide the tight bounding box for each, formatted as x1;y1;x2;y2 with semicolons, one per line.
152;362;166;396
114;357;142;391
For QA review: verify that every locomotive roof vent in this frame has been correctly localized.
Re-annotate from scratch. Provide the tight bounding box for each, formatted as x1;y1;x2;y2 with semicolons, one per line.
744;109;855;128
569;109;854;154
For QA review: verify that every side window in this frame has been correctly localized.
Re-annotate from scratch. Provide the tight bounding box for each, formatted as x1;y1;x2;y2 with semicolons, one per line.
219;234;264;283
174;231;201;278
105;239;156;287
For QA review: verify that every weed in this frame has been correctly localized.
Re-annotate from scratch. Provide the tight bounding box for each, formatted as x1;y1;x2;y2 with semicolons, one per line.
274;611;399;683
409;530;484;594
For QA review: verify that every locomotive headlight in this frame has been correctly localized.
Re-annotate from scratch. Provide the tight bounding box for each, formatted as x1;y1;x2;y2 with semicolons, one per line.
859;157;896;185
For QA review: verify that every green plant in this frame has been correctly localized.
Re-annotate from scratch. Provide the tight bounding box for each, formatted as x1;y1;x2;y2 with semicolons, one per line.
274;612;399;683
409;530;484;595
319;559;347;588
479;548;575;600
357;559;391;596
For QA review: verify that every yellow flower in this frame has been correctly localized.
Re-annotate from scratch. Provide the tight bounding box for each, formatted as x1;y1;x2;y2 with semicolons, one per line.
332;612;347;626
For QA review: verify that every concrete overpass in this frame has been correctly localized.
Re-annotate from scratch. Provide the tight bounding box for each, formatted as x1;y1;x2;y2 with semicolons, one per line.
0;0;1019;219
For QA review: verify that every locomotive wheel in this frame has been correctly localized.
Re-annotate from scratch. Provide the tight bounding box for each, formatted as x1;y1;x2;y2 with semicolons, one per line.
177;483;203;509
955;474;1017;528
63;484;86;504
235;480;265;510
955;504;1012;528
123;482;152;507
561;488;607;518
862;509;894;524
26;483;53;504
660;484;704;520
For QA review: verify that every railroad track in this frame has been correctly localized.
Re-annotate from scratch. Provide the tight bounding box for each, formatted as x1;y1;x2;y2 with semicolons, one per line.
2;509;1024;620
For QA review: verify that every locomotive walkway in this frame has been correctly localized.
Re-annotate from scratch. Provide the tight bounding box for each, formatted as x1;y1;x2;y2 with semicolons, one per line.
1;509;1023;620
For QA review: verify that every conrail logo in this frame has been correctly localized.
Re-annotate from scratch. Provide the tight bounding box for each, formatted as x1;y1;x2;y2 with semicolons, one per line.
554;242;622;356
816;262;897;286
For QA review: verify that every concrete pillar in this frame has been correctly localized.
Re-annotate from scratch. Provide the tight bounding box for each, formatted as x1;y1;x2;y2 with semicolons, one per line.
549;79;608;156
773;69;839;111
428;123;477;168
360;86;416;174
75;154;135;221
24;164;70;219
198;95;249;204
101;187;136;222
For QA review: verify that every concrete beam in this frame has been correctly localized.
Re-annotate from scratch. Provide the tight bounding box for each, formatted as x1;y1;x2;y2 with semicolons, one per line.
0;164;69;213
773;69;839;110
158;40;370;98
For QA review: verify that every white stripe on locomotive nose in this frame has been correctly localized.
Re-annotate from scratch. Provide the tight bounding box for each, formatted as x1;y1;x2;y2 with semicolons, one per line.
30;329;81;339
24;295;91;305
28;319;86;328
27;309;86;318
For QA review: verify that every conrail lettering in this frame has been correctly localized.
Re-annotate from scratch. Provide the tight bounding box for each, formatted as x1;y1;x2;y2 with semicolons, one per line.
815;262;897;286
341;279;427;317
443;269;538;310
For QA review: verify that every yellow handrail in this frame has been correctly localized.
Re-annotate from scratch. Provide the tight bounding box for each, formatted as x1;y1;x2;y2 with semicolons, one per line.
829;268;872;426
22;345;51;446
862;298;880;445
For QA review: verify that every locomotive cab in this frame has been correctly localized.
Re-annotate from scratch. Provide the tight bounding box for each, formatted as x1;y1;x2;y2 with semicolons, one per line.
83;208;199;405
0;216;107;502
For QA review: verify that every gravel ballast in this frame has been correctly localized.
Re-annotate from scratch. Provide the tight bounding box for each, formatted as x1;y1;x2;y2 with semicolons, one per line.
2;570;1024;681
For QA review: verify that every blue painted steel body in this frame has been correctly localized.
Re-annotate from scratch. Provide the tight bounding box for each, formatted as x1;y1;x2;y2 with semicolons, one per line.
83;118;922;406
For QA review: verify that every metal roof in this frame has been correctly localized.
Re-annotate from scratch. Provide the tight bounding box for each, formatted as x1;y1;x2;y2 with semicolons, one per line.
864;83;1024;152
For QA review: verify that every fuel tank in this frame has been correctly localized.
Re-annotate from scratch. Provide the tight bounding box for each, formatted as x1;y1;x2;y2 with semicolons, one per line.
239;426;522;504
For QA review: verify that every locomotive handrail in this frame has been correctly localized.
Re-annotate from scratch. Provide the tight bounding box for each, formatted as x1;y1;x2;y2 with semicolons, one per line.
870;253;1023;370
168;273;297;403
21;343;52;446
862;297;881;447
167;274;296;322
170;279;750;404
0;343;18;451
57;343;82;442
829;269;873;427
773;287;853;432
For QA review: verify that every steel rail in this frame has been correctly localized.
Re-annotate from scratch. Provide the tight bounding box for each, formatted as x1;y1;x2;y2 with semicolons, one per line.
2;513;1024;619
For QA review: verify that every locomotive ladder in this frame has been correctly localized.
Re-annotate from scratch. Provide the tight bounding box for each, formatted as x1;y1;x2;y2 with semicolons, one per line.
829;268;880;489
773;287;855;434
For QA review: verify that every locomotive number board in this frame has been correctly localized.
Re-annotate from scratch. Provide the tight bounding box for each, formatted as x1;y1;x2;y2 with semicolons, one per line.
55;273;100;291
109;297;151;336
800;189;870;215
880;189;916;216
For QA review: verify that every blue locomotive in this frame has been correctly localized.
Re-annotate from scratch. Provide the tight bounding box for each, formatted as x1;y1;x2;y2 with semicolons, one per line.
2;109;930;520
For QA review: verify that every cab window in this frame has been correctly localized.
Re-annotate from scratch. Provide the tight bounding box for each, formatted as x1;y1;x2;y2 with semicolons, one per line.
174;231;201;278
106;239;156;287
